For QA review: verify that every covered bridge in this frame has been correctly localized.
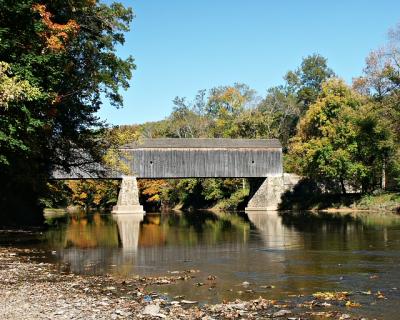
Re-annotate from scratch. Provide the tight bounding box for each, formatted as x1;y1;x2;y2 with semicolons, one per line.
52;138;298;213
123;138;283;178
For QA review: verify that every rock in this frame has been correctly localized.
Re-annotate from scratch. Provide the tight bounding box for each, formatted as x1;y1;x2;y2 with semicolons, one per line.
202;316;216;320
54;310;64;315
143;303;160;316
242;281;250;287
360;290;371;295
156;279;171;284
273;309;292;317
115;309;130;316
181;300;198;304
231;303;246;310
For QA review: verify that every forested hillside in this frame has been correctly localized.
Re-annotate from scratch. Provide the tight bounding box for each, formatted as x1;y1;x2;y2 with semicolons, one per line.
51;42;400;212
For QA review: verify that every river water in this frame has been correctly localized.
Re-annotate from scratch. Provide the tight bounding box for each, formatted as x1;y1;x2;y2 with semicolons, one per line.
1;210;400;319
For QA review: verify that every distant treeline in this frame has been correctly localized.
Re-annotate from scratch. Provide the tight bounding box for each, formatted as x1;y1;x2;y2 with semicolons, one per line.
53;29;400;212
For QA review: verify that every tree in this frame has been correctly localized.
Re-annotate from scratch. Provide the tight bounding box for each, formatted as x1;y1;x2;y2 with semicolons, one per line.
0;62;43;165
0;0;135;222
353;23;400;188
206;83;256;118
288;79;394;193
256;86;300;147
206;83;257;137
285;54;335;114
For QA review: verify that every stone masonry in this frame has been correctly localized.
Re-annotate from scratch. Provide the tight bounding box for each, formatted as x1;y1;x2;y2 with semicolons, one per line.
245;173;301;211
112;176;145;214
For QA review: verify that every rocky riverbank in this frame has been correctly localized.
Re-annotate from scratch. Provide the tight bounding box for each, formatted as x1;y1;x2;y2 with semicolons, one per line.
0;247;377;319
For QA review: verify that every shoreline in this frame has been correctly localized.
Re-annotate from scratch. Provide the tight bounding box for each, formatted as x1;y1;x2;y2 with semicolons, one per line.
0;247;377;320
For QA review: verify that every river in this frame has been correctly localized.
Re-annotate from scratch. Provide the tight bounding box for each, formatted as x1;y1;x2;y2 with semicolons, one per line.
1;210;400;319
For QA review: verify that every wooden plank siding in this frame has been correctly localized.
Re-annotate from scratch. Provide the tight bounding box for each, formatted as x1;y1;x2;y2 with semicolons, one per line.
52;138;283;179
127;148;282;178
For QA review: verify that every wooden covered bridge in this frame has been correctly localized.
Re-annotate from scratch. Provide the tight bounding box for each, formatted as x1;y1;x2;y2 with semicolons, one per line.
53;138;299;213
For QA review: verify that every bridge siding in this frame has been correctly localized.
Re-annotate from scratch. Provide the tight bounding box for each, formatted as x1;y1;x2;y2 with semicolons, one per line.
128;148;282;178
51;139;283;179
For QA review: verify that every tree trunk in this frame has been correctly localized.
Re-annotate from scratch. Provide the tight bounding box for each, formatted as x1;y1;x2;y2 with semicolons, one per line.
340;179;347;195
382;161;386;190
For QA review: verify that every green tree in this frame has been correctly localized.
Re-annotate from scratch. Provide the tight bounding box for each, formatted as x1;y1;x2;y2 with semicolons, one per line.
288;79;394;193
256;86;300;147
285;54;335;114
0;0;135;223
206;83;256;119
206;83;257;137
353;23;400;188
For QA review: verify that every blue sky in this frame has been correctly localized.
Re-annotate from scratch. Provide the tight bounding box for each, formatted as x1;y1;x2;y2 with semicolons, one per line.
98;0;400;125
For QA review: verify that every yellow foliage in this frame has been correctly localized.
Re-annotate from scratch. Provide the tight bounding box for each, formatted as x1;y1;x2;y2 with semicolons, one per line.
0;62;42;109
102;126;140;174
138;179;170;203
66;179;119;209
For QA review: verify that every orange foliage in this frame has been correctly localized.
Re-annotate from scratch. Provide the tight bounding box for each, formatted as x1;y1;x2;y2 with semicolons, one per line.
32;4;80;52
65;180;119;209
139;224;166;246
138;179;169;203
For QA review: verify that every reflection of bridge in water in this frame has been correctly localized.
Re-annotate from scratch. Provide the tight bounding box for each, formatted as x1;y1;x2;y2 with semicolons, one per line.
49;211;400;306
56;211;304;276
247;212;302;250
113;214;143;251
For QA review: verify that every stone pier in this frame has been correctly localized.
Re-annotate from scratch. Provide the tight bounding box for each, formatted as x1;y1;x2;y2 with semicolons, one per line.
245;173;301;211
112;176;145;214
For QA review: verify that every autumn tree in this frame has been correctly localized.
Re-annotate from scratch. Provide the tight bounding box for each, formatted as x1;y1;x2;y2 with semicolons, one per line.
0;0;135;222
206;83;257;137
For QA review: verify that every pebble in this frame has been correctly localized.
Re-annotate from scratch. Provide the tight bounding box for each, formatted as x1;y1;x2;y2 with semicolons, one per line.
142;303;160;316
181;300;198;304
0;247;376;320
273;309;292;317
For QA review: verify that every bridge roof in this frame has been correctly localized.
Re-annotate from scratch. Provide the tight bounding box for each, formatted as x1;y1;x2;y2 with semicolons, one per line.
122;138;281;149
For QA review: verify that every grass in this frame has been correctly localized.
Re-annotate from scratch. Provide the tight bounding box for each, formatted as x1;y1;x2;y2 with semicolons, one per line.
279;179;400;212
354;192;400;211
